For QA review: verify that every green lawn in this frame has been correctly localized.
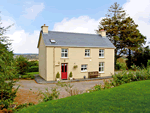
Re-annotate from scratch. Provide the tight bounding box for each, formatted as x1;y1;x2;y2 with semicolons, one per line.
16;80;150;113
27;72;39;75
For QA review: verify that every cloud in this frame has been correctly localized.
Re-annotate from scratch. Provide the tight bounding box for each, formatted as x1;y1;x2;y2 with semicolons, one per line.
53;16;103;34
123;0;150;46
23;3;45;20
8;30;39;53
1;14;39;53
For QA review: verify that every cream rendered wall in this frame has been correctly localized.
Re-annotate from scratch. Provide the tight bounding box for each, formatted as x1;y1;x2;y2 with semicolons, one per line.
39;36;46;80
46;47;54;81
51;47;114;80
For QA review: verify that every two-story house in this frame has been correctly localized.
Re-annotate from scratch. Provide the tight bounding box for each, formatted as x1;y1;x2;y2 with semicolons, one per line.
37;24;115;81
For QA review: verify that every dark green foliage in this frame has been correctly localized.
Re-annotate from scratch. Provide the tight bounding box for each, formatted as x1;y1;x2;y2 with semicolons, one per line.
56;72;60;78
121;17;146;68
15;55;29;75
127;46;150;68
28;61;38;67
115;62;127;70
16;80;150;113
147;60;150;67
112;68;150;86
97;2;127;65
28;66;39;72
0;16;19;109
69;72;73;78
97;2;146;67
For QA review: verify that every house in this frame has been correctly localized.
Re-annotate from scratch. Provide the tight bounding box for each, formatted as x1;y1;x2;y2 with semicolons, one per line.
37;24;115;81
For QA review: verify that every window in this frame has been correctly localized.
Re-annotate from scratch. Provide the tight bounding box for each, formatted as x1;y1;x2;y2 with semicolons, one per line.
61;49;68;58
99;62;104;73
81;64;87;72
99;49;104;58
50;39;56;43
85;49;90;57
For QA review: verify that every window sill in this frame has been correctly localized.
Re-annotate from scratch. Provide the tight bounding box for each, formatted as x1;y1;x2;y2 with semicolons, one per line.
81;71;88;73
99;72;104;74
61;57;69;59
99;57;104;59
84;57;91;59
55;64;60;66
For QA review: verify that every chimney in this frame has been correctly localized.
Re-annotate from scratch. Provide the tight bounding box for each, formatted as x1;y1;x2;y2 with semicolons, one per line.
41;24;48;33
97;29;106;37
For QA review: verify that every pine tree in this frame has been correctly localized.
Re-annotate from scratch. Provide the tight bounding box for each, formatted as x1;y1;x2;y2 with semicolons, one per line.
120;17;146;68
97;2;146;68
0;15;19;109
97;2;127;66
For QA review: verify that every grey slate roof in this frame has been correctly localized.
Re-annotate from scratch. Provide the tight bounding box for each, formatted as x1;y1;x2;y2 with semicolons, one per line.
42;31;115;48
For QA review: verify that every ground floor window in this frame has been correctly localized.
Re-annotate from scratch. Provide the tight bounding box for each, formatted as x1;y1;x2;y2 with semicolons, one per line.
81;64;87;72
99;62;104;73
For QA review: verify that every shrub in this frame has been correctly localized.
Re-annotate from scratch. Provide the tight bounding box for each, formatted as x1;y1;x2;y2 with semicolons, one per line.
87;84;102;93
69;72;73;78
15;55;29;75
115;62;127;70
56;82;77;96
115;62;121;70
112;67;150;87
38;87;60;102
21;74;35;79
14;102;35;112
147;60;150;68
28;66;39;72
103;79;112;89
87;79;113;93
13;74;20;79
56;72;60;78
28;61;39;67
131;64;138;70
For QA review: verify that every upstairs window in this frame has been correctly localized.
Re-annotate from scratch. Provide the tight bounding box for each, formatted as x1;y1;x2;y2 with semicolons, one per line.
99;49;104;58
61;49;68;58
85;49;90;57
81;64;87;72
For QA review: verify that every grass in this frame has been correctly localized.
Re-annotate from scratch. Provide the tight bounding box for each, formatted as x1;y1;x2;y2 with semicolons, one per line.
27;72;39;75
16;80;150;113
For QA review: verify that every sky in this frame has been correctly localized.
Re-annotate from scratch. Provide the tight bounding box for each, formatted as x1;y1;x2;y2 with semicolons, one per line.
0;0;150;54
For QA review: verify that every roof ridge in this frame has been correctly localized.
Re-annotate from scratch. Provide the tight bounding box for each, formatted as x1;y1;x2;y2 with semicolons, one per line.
48;30;102;37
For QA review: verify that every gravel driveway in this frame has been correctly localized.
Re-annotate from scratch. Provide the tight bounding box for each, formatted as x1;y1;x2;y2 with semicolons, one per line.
14;79;109;99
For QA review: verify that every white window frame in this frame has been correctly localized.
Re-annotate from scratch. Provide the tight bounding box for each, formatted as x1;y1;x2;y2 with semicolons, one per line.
81;64;87;72
99;49;104;58
85;49;90;57
99;62;104;73
61;49;68;58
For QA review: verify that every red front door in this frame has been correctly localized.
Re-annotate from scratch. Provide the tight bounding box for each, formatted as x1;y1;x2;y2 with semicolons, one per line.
61;63;67;79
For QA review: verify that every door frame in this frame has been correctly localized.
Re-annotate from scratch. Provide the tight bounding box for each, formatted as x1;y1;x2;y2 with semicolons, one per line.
61;63;68;80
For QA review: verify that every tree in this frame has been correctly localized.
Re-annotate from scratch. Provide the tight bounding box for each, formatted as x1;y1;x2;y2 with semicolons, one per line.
131;46;150;68
121;17;146;68
0;15;19;109
97;2;127;66
97;2;146;68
